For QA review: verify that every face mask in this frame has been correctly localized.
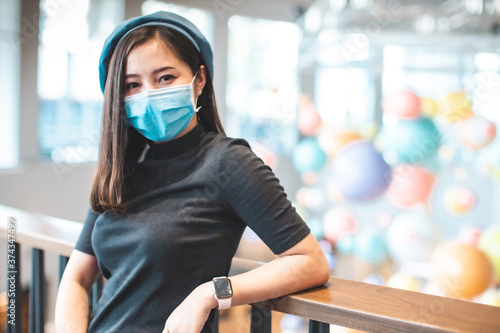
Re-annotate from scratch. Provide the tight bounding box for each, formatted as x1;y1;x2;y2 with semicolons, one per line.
124;76;200;142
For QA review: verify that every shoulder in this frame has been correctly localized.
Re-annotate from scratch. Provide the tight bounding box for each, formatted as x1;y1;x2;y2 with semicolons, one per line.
199;131;270;188
201;131;256;163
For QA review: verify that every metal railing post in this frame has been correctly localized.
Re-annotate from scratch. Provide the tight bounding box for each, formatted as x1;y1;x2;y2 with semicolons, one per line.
309;320;330;333
250;306;271;333
59;255;69;284
29;248;45;333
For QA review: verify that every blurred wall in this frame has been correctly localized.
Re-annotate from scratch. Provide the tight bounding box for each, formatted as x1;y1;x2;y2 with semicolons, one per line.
0;163;95;222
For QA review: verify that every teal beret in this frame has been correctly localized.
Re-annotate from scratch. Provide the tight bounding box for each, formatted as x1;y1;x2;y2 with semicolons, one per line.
98;11;213;93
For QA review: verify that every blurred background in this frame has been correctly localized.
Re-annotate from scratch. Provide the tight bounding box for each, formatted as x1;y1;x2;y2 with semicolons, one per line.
1;0;500;331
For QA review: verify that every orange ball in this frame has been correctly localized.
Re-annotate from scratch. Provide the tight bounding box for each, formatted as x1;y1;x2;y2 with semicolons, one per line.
431;242;494;300
319;131;361;157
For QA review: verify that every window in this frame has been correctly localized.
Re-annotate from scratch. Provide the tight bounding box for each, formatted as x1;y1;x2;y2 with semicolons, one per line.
226;15;300;155
37;0;124;163
0;0;20;168
141;1;215;48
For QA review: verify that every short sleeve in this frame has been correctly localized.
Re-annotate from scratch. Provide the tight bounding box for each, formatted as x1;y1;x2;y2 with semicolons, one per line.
74;208;99;256
219;139;310;254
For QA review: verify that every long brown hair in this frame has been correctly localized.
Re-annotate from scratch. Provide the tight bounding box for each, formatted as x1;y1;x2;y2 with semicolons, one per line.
90;25;224;214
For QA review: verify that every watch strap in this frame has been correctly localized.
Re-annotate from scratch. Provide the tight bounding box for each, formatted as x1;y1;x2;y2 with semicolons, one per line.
217;297;231;310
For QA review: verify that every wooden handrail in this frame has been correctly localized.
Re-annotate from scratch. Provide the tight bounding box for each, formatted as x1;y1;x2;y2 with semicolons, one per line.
0;205;81;257
2;204;500;332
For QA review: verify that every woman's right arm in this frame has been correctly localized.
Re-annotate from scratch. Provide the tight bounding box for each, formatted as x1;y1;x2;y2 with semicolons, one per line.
55;249;101;333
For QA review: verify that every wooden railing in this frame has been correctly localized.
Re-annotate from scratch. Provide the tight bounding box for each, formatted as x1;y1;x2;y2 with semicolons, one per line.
2;204;500;333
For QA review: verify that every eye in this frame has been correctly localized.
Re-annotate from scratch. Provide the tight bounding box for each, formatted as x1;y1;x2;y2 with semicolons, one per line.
126;82;140;90
159;74;174;82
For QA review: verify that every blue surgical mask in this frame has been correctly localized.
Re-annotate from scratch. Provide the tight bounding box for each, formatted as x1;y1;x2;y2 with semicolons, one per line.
124;76;200;142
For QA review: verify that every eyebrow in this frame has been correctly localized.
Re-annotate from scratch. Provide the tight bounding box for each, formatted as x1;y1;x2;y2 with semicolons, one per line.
124;66;176;79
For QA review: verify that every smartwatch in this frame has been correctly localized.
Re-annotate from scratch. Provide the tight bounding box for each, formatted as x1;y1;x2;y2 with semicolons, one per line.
212;276;233;310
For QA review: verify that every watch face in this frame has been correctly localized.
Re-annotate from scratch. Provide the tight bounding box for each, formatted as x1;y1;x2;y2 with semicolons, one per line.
213;277;233;298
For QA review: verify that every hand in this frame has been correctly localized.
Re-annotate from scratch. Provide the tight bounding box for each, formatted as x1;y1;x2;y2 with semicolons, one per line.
162;282;218;333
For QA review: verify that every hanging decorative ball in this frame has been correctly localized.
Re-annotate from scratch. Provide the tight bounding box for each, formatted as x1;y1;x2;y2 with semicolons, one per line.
459;115;497;150
330;140;391;201
382;90;421;120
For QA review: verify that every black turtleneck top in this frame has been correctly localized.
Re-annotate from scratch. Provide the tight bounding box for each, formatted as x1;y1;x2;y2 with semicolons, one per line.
75;125;310;333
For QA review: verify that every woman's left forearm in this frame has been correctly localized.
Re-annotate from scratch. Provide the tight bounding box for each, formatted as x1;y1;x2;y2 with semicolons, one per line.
164;233;329;332
229;233;330;306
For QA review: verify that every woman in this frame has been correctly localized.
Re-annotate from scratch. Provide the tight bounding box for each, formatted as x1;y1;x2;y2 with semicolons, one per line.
55;11;329;333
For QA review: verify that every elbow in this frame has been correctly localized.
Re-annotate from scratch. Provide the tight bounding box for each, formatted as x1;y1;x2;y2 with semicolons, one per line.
307;252;330;287
317;256;331;285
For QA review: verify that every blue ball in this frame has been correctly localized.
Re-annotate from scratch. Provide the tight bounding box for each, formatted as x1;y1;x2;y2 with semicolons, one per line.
292;138;327;174
336;233;355;254
306;217;324;240
379;117;441;165
354;226;388;264
330;140;392;201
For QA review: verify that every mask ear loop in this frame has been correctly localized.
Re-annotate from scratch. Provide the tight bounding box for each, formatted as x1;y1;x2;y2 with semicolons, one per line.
192;70;202;113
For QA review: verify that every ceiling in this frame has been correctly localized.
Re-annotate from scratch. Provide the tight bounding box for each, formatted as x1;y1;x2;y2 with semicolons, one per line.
300;0;500;35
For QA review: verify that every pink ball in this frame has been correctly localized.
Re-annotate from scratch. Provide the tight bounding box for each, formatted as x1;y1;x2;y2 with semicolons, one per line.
383;90;421;120
298;96;322;136
386;164;435;209
322;207;359;244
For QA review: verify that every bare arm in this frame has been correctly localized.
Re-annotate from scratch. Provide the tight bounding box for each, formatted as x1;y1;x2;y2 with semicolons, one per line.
230;232;330;305
163;232;330;333
55;250;100;333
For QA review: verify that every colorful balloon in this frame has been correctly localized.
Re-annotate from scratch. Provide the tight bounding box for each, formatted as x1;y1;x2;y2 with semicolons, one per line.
420;97;438;117
439;92;474;122
443;186;476;215
383;90;421;119
318;130;361;157
353;226;388;264
292;138;327;174
298;96;322;136
431;241;494;300
330;140;392;201
478;226;500;281
336;232;356;254
378;117;441;165
460;116;497;150
386;164;435;209
386;212;442;263
322;207;359;244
